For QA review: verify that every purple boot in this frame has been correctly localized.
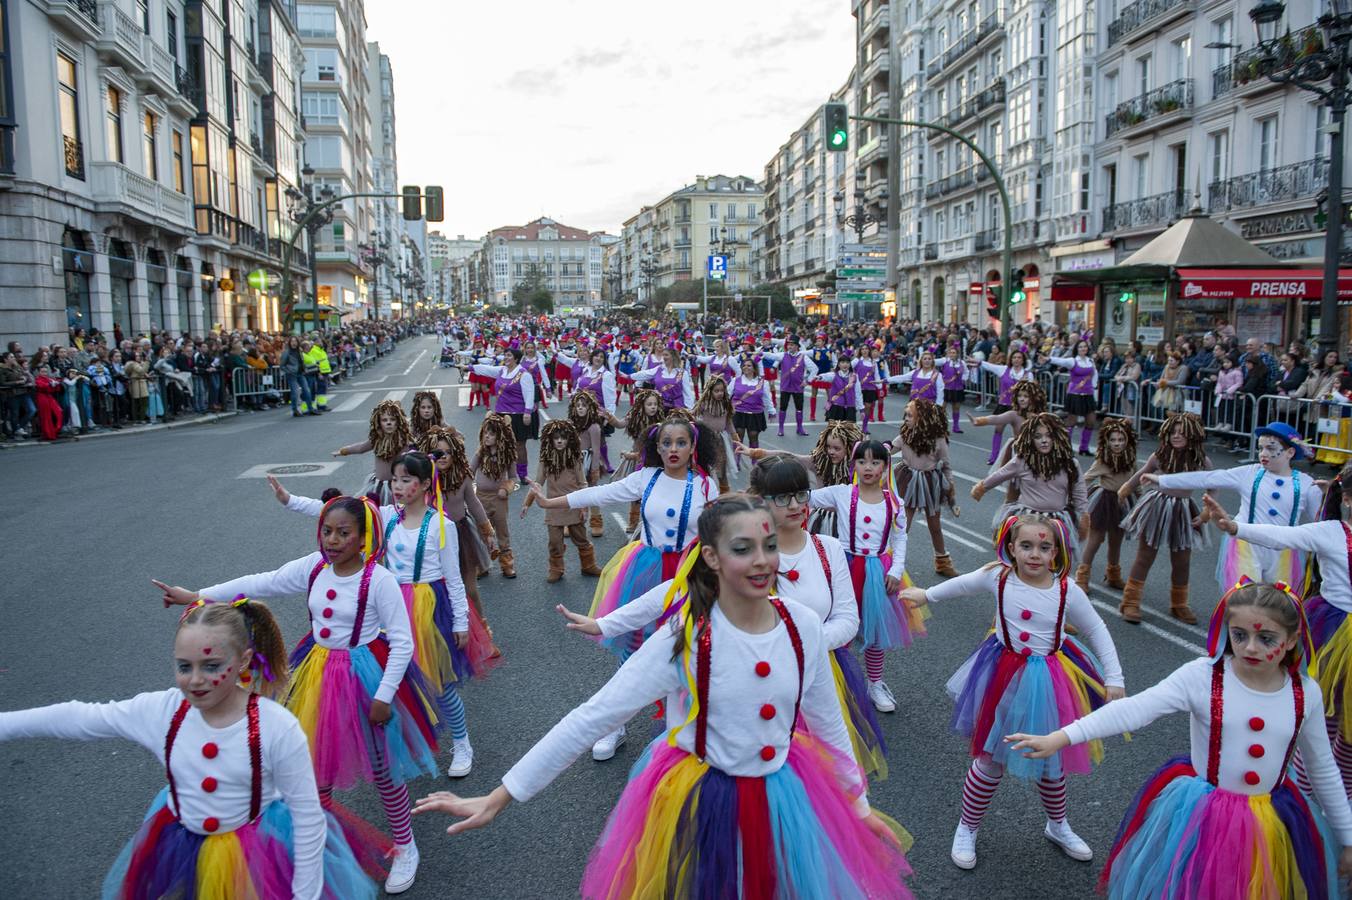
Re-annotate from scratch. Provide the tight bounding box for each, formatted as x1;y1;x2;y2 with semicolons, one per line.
988;430;1003;465
796;409;808;436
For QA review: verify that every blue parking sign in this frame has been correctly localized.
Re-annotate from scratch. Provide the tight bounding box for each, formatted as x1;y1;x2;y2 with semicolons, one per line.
708;255;728;279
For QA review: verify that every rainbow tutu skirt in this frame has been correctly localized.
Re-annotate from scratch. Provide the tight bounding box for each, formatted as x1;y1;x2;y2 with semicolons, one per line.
400;579;500;695
102;790;385;900
287;634;440;790
580;735;912;900
1215;534;1308;597
846;552;926;651
947;634;1110;780
589;540;682;658
832;646;888;781
1307;595;1352;742
1100;757;1340;899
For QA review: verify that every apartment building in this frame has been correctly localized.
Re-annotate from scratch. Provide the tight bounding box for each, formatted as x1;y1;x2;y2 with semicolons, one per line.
478;217;608;309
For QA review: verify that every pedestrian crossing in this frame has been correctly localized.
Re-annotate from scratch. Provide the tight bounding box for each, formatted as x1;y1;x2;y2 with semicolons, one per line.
328;387;441;413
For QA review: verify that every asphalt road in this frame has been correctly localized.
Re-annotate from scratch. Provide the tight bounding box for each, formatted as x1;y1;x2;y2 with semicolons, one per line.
0;334;1237;898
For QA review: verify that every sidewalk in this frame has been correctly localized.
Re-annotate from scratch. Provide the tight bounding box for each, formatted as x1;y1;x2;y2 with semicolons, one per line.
0;408;242;450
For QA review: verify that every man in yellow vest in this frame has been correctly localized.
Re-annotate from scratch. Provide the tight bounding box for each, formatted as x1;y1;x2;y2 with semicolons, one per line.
301;339;331;409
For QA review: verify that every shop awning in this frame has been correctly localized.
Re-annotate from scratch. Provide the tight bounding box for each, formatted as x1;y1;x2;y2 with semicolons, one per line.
1176;268;1352;300
1049;280;1095;302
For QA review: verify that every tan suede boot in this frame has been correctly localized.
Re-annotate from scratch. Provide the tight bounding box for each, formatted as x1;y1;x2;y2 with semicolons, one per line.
934;553;958;577
1104;564;1126;590
589;510;604;538
546;550;565;583
578;543;602;576
627;502;641;531
500;549;517;579
1169;585;1197;624
1119;577;1145;624
1074;563;1091;592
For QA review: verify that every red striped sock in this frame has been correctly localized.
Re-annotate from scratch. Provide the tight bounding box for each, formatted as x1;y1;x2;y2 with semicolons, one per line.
1037;775;1068;823
317;784;334;810
376;773;414;845
960;759;1002;830
864;648;885;683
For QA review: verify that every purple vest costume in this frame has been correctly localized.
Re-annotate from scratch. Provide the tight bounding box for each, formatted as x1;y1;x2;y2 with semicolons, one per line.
709;356;738;382
911;371;940;402
829;372;855;407
494;368;530;414
731;378;767;413
854;359;880;391
778;353;807;394
653;368;685;408
940;360;965;390
574;367;604;405
1067;358;1096;395
998;367;1024;405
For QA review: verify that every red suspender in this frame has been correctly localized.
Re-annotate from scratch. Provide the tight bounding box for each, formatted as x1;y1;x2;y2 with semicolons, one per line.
1206;661;1306;787
809;534;833;614
996;567;1067;653
164;699;190;819
164;695;262;824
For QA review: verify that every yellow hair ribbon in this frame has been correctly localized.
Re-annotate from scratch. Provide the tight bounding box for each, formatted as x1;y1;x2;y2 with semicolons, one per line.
434;477;447;550
363;501;375;559
660;541;702;613
668;608;701;748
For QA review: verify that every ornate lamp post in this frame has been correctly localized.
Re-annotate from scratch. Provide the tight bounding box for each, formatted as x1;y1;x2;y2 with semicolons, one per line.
357;237;390;320
834;170;883;242
284;163;335;330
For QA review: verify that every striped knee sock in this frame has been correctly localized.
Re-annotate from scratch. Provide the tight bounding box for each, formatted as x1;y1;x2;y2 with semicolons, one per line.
317;784;333;810
439;682;469;741
864;647;885;683
1037;775;1068;823
960;759;1002;830
376;773;414;845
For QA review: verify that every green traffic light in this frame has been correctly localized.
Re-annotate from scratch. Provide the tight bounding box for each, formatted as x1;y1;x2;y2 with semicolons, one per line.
831;130;847;147
1009;291;1026;305
1118;291;1135;304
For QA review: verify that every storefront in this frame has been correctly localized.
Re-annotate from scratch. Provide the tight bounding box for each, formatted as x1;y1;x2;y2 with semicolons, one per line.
1174;268;1352;346
1051;241;1116;333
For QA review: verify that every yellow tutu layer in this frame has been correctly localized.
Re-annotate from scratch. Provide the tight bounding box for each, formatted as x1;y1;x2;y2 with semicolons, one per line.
195;832;254;899
830;653;888;782
407;582;456;693
1312;613;1352;741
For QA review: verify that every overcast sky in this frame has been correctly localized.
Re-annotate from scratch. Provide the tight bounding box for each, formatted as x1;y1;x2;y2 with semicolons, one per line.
365;0;856;239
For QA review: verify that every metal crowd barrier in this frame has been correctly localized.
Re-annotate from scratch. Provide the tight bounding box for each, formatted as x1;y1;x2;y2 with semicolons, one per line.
1254;393;1352;466
229;366;286;409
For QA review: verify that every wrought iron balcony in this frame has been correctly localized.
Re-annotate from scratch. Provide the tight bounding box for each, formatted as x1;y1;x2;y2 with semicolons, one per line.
1207;157;1329;212
0;125;14;177
1102;188;1186;233
1104;79;1193;138
974;229;998;251
1212;25;1324;98
924;165;978;200
64;135;85;180
936;79;1006;130
926;13;1000;79
45;0;100;38
1107;0;1194;48
923;242;939;260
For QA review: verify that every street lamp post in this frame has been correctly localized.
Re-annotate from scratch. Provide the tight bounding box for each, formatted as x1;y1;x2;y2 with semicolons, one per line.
284;163;335;332
639;245;656;307
833;171;883;242
358;237;390;320
1249;0;1352;359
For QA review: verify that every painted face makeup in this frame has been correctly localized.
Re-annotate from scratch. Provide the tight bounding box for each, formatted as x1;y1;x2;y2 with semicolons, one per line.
708;511;778;602
175;624;246;712
1227;610;1294;672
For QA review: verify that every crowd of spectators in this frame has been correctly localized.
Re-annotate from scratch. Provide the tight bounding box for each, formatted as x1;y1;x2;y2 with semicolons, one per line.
1;318;425;442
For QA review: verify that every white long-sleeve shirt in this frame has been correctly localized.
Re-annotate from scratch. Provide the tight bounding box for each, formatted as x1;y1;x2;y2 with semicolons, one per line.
200;552;412;704
597;534;859;650
629;364;695;409
1156;464;1322;526
925;567;1124;688
1063;657;1352;843
503;599;866;812
1236;520;1352;613
0;690;327;899
730;375;774;413
977;361;1034;384
566;467;715;552
887;368;945;406
284;495;469;631
759;351;819;384
470;363;536;409
808;484;908;578
1047;353;1100;392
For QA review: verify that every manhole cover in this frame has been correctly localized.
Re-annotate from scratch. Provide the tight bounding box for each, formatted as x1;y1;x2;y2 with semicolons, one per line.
268;464;325;475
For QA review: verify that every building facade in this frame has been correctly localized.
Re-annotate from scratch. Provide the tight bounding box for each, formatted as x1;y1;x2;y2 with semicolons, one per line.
477;217;608;310
363;41;398;319
426;230;478;306
1;0;313;348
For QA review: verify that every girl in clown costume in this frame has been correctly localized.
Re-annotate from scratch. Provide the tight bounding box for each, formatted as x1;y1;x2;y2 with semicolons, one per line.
1009;579;1352;898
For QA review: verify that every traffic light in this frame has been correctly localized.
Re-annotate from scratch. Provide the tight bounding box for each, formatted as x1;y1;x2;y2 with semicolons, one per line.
824;102;849;152
424;186;444;222
402;185;422;221
1117;291;1136;304
986;285;1001;319
1009;268;1027;304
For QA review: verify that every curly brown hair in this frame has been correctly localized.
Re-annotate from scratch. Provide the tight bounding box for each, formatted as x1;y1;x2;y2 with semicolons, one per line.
368;400;412;460
898;398;949;457
1012;412;1079;483
477;413;518;481
567;390;605;431
418;425;471;492
692;375;733;420
539;420;582;477
626;388;667;440
811;420;864;486
1095;417;1138;474
1010;379;1047;414
1156;412;1207;474
409;390;444;443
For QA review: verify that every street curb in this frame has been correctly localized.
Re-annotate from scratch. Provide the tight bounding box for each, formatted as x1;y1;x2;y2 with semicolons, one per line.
0;409;241;450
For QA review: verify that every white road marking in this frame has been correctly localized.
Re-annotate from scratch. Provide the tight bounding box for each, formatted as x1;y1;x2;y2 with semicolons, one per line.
457;386;471;408
611;512;629;531
330;391;372;412
237;462;345;479
383;390;407;403
402;350;427;375
351;374;391;386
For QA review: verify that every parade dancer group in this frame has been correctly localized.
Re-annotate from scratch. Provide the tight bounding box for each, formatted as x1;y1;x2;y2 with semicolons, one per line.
9;318;1352;899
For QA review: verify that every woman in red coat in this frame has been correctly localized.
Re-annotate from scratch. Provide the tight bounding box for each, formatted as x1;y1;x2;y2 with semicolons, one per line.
34;365;64;440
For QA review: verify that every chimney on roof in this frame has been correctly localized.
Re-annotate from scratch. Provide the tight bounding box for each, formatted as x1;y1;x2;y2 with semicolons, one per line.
697;176;707;191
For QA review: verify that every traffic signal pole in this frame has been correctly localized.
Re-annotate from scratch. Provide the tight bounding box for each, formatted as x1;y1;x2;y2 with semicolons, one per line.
852;114;1014;346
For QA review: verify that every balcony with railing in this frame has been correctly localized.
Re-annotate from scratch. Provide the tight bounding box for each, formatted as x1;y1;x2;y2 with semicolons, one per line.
1107;0;1195;48
926;13;1000;79
90;161;190;227
923;243;939;260
95;1;147;73
1207;157;1329;212
45;0;100;39
974;229;999;252
1012;219;1044;247
862;1;890;40
64;135;85;180
863;47;891;82
1212;25;1324;98
865;88;890;113
935;78;1007;130
1102;188;1186;233
924;164;978;199
1104;79;1193;139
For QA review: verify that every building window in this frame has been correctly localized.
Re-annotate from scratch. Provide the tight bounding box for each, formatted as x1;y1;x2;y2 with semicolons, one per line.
747;202;756;218
1132;153;1148;197
709;203;718;220
709;226;719;243
58;52;83;179
1135;55;1150;95
106;85;124;164
167;10;178;63
1170;36;1191;83
172;130;185;192
296;4;337;37
1207;130;1229;183
1257;115;1278;171
137;0;149;33
726;202;736;219
143;111;158;180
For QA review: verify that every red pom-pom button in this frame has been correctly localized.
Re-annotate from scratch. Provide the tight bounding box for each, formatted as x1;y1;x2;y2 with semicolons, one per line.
322;608;334;618
760;745;776;761
201;742;218;759
755;661;771;678
760;704;776;720
203;817;220;832
325;589;337;600
1020;609;1033;620
862;532;871;540
319;627;332;639
202;777;218;793
1249;744;1266;758
1021;647;1032;657
1019;631;1031;642
1249;717;1265;731
785;570;799;582
1243;771;1261;786
863;516;872;523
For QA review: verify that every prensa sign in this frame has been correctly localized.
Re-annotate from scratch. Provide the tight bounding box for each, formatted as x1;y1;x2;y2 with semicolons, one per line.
1176;268;1352;300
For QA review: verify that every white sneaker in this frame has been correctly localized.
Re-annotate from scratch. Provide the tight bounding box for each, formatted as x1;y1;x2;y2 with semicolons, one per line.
385;840;419;894
447;738;473;778
868;680;897;713
951;823;978;869
1044;819;1093;861
592;726;627;761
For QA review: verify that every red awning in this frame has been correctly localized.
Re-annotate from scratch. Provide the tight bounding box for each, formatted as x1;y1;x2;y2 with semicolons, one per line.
1049;280;1094;302
967;282;984;294
1176;268;1352;300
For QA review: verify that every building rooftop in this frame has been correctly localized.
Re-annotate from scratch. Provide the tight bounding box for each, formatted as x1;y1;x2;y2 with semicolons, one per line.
489;217;593;241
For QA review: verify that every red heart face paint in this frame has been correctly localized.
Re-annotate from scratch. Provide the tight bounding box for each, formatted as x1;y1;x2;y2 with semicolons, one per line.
202;647;212;655
1266;651;1276;661
762;521;771;533
1038;532;1047;540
